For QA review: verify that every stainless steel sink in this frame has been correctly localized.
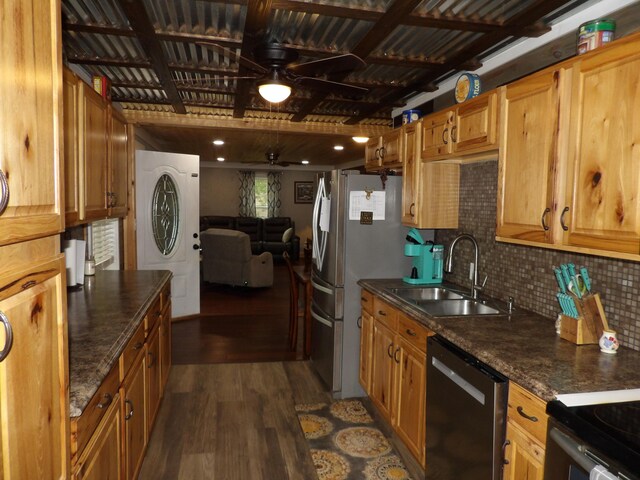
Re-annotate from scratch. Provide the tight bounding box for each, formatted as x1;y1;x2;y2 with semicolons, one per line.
416;299;502;317
389;287;464;302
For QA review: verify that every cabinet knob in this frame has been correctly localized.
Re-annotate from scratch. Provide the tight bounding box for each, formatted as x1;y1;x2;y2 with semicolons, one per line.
442;128;448;145
394;347;401;364
133;341;143;351
502;439;511;464
356;316;362;328
0;311;14;362
96;393;113;409
0;169;9;216
409;203;415;217
405;328;417;337
451;125;458;143
516;405;538;422
387;343;394;358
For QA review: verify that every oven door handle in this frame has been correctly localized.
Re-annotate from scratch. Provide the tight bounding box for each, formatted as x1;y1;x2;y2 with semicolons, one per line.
549;427;599;472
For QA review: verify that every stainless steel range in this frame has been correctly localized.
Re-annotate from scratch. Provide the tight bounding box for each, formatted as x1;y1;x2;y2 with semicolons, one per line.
545;399;640;479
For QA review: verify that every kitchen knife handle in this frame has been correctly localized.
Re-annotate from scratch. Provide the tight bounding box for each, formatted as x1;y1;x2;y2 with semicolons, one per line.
580;267;591;291
560;207;570;231
541;208;550;231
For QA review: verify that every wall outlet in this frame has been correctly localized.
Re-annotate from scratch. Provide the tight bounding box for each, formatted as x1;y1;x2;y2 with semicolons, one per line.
469;263;475;280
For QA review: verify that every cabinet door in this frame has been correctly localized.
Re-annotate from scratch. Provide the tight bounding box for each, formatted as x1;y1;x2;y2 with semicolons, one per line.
453;91;498;154
358;310;374;395
64;68;82;226
564;46;640;254
109;112;129;218
419;162;460;229
365;137;382;170
381;129;403;167
0;255;69;480
121;352;146;480
370;320;395;421
81;84;109;221
160;301;172;392
73;393;122;480
496;70;566;244
503;420;545;480
146;325;162;429
421;110;453;161
394;338;426;467
0;0;63;246
401;123;420;226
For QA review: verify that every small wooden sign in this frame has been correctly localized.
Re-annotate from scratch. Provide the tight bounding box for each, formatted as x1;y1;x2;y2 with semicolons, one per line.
360;211;373;224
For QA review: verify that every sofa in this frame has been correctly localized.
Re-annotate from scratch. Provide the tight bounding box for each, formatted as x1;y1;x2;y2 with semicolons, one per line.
200;228;273;287
200;215;300;261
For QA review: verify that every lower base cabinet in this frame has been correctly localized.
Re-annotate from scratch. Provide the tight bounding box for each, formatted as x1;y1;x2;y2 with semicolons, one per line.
73;393;122;480
361;292;432;467
122;351;147;480
503;382;548;480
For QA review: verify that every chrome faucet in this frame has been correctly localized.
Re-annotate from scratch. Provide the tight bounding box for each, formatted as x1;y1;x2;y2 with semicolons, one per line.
445;233;486;299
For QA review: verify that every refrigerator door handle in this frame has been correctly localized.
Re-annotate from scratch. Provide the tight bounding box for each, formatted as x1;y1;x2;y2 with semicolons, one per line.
311;308;333;328
311;277;334;295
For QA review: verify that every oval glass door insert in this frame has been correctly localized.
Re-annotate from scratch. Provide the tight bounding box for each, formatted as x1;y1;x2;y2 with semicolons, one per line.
152;173;179;255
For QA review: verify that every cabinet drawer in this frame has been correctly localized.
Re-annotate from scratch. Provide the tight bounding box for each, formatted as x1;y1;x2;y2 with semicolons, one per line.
145;293;162;336
70;363;119;465
120;320;145;382
361;289;374;315
398;314;432;353
507;382;548;445
373;297;398;330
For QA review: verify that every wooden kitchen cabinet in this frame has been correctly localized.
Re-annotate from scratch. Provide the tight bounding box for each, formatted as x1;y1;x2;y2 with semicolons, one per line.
364;129;403;171
72;393;122;480
365;137;383;170
64;68;82;226
402;122;460;229
121;350;147;480
80;82;110;222
421;91;498;162
0;0;63;246
109;109;129;218
160;298;172;391
362;293;432;467
503;382;548;480
563;41;640;254
146;324;162;429
496;68;568;244
0;249;69;479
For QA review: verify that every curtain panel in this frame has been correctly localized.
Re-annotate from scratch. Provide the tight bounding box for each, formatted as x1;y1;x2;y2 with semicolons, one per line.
238;170;256;217
267;171;282;218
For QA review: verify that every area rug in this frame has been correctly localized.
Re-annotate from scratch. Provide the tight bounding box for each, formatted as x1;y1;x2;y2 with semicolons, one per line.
295;399;413;480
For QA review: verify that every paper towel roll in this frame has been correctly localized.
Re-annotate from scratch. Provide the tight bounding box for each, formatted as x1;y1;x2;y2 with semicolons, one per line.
64;240;77;287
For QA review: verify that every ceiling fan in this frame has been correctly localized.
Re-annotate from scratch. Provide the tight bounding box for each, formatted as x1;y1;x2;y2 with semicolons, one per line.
197;40;368;103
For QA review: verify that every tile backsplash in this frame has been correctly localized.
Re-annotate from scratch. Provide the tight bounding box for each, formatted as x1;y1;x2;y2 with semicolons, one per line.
434;161;640;352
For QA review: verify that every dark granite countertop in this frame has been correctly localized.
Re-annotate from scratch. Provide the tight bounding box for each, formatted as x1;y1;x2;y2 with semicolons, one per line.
359;279;640;402
67;270;172;418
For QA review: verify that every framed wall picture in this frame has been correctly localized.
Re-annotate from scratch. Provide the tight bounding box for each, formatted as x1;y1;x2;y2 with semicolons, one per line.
294;181;314;204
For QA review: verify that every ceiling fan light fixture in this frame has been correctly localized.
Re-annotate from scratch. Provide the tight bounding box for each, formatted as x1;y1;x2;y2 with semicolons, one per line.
258;72;292;103
352;136;369;144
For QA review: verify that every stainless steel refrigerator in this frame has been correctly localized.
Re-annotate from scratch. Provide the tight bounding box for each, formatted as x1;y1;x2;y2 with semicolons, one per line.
310;169;430;398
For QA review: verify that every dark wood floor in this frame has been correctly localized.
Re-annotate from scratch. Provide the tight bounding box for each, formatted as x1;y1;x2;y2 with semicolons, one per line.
172;262;303;364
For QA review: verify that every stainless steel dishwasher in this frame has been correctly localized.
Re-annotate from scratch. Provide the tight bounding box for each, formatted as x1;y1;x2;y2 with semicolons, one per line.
426;336;508;480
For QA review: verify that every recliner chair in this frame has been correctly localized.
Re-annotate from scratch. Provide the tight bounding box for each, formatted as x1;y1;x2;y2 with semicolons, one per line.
200;228;273;287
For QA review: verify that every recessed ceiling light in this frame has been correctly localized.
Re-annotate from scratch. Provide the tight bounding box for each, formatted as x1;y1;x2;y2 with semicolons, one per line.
302;160;309;165
216;157;225;162
334;145;344;151
213;139;224;145
352;136;369;144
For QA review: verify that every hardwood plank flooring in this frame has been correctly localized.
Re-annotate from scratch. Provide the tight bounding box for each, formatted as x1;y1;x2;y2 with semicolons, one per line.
138;361;331;480
173;263;303;364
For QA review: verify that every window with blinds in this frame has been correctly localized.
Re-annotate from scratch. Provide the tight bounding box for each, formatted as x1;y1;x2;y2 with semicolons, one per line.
91;219;120;270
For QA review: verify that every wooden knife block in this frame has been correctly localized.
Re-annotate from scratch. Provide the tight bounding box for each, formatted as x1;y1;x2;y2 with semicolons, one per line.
560;293;609;345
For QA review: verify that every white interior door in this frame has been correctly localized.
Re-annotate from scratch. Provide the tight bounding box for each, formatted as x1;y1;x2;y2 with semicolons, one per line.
136;150;200;318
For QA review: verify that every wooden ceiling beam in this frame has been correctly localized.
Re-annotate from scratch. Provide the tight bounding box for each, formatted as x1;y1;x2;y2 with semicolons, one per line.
233;0;273;118
67;56;152;69
114;0;186;114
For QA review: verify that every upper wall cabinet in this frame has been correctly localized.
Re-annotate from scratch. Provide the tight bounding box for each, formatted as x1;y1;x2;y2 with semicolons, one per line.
563;40;640;254
497;33;640;258
0;0;63;246
64;68;130;226
365;129;404;171
421;91;498;162
496;68;567;244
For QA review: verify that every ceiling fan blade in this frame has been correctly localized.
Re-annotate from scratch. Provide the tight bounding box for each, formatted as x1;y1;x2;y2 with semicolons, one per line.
295;76;368;96
288;53;366;77
197;41;268;75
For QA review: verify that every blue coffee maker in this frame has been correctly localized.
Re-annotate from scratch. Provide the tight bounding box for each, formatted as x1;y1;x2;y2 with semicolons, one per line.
402;229;444;285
